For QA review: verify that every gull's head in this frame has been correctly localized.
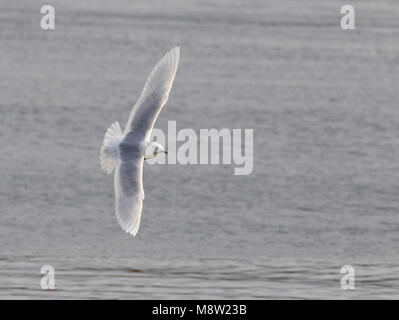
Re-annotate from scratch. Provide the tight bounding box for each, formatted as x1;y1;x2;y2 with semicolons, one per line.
153;142;168;156
144;141;168;159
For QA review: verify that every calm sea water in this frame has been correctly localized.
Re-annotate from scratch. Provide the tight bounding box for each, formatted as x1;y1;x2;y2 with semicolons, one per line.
1;0;399;299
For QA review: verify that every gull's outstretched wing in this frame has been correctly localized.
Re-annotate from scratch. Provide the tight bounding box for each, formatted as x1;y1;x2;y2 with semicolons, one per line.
123;46;180;140
114;156;145;236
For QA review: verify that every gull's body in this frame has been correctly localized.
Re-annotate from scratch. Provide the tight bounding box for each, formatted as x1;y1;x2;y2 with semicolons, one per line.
100;46;180;236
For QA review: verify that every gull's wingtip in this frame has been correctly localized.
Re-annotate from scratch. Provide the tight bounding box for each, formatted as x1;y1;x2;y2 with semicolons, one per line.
169;45;180;58
122;224;139;237
119;219;141;237
127;229;138;237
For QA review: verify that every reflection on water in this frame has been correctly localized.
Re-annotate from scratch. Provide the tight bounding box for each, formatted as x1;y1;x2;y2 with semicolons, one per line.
1;256;399;299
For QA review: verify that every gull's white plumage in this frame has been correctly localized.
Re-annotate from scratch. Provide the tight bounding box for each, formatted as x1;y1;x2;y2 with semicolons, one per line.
100;46;180;236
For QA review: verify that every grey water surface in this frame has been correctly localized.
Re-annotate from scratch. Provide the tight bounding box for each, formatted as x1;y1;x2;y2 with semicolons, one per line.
1;0;399;299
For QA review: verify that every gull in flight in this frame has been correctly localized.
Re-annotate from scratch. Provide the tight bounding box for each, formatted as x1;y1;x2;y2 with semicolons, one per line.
100;46;180;236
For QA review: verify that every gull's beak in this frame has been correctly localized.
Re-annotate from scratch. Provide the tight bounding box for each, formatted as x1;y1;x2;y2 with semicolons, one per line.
164;150;168;154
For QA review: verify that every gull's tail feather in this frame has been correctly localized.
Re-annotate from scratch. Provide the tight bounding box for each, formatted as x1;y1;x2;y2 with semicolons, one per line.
100;121;124;174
